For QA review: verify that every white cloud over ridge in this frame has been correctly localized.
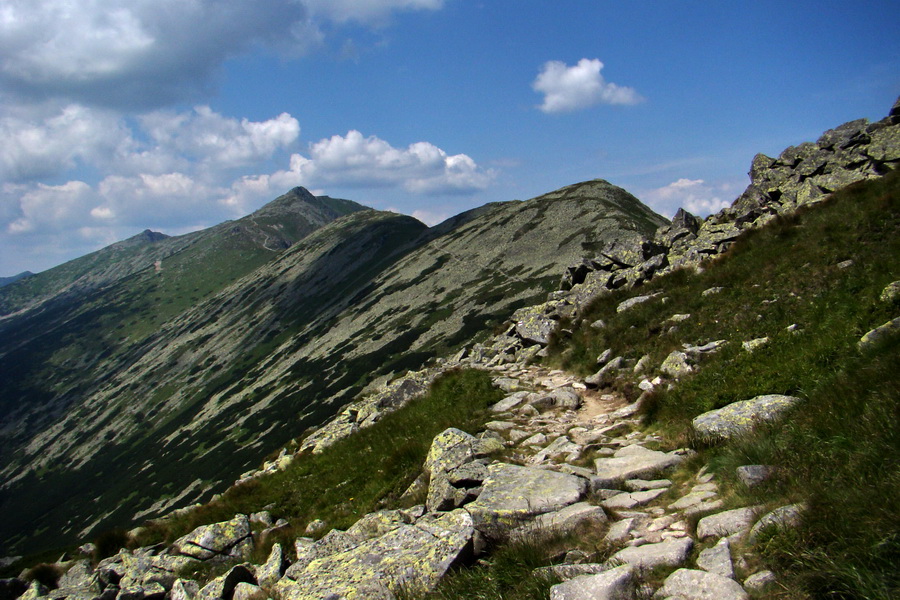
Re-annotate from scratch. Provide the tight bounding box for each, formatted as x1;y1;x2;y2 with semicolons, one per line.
643;178;736;218
533;58;643;113
225;130;495;209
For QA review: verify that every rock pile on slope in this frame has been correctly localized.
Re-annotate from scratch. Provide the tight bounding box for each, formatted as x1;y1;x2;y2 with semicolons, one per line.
475;97;900;364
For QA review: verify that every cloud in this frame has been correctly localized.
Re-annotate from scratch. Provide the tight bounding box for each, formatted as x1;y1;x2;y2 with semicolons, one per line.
226;130;494;204
0;1;445;110
0;105;133;182
533;58;643;113
642;178;736;218
304;0;444;24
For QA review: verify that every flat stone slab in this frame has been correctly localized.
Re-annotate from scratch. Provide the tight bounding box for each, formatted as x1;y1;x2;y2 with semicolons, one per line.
525;502;607;538
466;463;586;538
658;568;749;600
594;445;684;488
609;537;693;570
692;395;802;443
697;507;759;540
600;488;666;510
549;565;635;600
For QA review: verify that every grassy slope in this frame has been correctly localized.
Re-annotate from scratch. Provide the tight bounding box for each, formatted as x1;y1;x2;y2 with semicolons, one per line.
545;170;900;598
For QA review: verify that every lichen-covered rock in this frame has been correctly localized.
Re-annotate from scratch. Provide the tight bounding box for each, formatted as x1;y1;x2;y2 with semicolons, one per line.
171;515;252;561
593;445;685;488
513;305;556;345
524;502;607;539
169;580;198;600
548;565;635;600
696;537;734;579
255;543;285;588
735;465;774;488
660;350;693;378
196;565;256;600
466;463;585;538
658;568;749;600
696;507;760;540
275;509;474;600
858;316;900;351
748;503;804;542
616;293;661;313
609;537;693;570
692;395;802;443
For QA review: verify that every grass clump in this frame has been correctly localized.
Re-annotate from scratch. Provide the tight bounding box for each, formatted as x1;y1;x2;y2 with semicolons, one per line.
415;535;559;600
135;368;502;550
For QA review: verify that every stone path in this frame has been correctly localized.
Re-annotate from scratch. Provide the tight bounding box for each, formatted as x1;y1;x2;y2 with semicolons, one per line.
470;361;794;599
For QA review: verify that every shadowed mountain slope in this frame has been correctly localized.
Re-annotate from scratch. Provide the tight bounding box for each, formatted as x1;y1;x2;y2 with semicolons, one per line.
0;179;666;554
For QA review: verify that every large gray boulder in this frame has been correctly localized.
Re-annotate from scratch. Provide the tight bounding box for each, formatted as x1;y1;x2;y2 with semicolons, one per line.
465;463;586;538
696;507;760;540
858;316;900;351
424;428;488;511
275;509;474;600
691;395;802;443
593;445;685;488
658;569;748;600
548;565;635;600
171;515;253;561
609;537;693;570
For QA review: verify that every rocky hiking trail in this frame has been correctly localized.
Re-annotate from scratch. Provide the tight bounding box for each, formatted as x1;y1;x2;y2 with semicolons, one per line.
15;361;804;600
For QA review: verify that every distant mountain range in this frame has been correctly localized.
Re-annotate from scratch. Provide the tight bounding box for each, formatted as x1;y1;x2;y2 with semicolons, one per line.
0;180;666;554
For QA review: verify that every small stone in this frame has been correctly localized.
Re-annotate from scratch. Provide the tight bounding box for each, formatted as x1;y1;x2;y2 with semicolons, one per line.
880;281;900;303
660;350;693;378
590;319;607;330
741;337;769;352
735;465;774;488
604;518;636;544
837;259;854;269
743;570;777;592
623;479;671;492
701;286;724;296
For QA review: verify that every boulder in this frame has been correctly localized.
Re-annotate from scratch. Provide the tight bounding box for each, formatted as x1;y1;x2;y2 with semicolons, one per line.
658;568;749;600
465;463;585;538
275;509;474;600
513;306;556;345
255;543;285;588
692;395;802;443
593;445;684;488
696;537;734;579
548;565;635;600
858;316;900;351
697;507;759;540
600;488;666;510
171;515;253;562
169;580;198;600
196;565;256;600
735;465;774;488
523;502;607;539
880;281;900;303
660;350;693;378
748;503;804;542
743;570;777;593
609;537;693;570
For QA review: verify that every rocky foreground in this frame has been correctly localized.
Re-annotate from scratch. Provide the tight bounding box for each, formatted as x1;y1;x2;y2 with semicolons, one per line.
3;360;811;600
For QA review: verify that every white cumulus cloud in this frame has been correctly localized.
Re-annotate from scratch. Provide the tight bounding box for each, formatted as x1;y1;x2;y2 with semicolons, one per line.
642;178;736;218
533;58;643;114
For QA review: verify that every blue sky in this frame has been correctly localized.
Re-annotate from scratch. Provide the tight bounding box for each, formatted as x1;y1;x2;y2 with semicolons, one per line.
1;1;898;276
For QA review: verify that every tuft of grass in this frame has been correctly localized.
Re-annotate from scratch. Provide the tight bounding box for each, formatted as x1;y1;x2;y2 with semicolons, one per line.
417;535;560;600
